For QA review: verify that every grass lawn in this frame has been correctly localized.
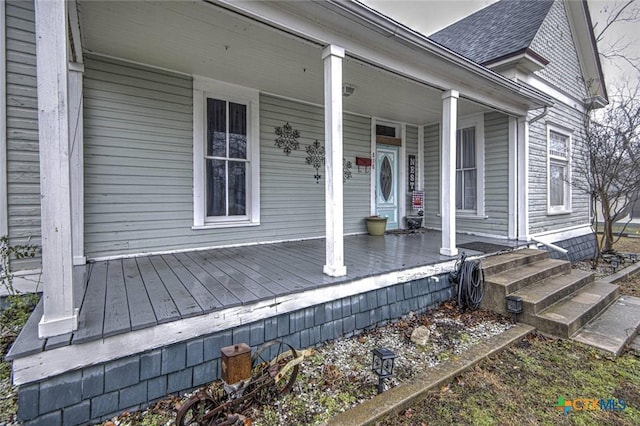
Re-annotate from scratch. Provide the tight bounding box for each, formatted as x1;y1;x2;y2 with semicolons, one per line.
380;333;640;425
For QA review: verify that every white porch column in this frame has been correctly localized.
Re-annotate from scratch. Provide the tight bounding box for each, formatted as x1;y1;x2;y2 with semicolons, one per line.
517;117;530;241
322;45;347;277
35;0;78;337
440;90;459;257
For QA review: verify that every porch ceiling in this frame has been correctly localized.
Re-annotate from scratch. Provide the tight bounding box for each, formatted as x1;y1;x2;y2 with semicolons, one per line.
78;0;488;124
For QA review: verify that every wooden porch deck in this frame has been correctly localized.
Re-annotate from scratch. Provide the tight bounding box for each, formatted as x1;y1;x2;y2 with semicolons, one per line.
8;230;522;360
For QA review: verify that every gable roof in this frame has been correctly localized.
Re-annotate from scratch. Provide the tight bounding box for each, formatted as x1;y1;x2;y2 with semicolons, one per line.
429;0;554;65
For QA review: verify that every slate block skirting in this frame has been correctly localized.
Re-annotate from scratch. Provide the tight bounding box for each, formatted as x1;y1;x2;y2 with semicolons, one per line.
548;233;597;263
17;275;454;425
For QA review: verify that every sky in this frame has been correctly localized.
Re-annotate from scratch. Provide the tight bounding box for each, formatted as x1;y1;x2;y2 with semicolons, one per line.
359;0;640;92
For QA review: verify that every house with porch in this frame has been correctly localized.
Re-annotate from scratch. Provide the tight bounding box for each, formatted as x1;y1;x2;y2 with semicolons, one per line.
2;0;610;424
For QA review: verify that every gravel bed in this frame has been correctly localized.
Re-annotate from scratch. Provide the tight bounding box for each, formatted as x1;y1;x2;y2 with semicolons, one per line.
246;305;513;425
103;304;513;426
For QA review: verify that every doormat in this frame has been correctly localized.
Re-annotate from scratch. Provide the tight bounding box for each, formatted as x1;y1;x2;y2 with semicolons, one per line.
457;241;511;253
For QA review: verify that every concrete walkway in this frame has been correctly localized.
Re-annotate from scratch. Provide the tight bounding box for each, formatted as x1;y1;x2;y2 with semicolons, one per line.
327;324;535;426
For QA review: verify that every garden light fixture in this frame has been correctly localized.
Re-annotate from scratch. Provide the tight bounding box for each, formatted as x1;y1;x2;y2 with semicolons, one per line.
372;347;396;394
506;295;523;324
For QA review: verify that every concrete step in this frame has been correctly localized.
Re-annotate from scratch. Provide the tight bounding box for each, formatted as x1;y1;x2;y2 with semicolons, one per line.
513;269;595;317
535;281;620;338
630;334;640;352
572;296;640;355
482;248;549;277
481;258;571;315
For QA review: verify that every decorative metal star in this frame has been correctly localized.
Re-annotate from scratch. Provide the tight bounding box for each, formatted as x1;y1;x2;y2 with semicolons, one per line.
305;140;325;183
274;122;300;155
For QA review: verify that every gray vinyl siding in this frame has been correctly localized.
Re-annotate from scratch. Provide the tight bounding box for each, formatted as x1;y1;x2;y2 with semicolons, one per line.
83;56;370;259
530;0;588;100
5;0;41;270
528;104;590;235
459;112;509;237
526;0;590;235
422;123;440;228
404;125;419;216
421;113;510;237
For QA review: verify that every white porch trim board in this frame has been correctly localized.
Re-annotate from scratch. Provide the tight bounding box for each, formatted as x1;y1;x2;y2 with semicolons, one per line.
508;116;518;240
69;62;85;266
322;45;347;277
417;125;425;192
399;123;407;225
517;117;530;241
0;2;7;237
440;90;458;256
35;0;78;337
532;224;593;242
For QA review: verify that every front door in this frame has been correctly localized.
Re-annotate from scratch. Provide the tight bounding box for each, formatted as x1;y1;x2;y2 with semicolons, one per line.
376;145;399;230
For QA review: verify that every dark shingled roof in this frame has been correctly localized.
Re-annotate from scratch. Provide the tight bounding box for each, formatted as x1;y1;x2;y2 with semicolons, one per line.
429;0;554;65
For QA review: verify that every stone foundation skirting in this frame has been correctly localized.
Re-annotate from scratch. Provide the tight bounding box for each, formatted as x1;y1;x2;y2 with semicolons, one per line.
549;233;597;262
16;274;454;425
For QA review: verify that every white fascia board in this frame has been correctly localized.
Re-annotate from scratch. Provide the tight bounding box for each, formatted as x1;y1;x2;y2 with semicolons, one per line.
523;74;587;113
564;0;608;103
213;0;552;115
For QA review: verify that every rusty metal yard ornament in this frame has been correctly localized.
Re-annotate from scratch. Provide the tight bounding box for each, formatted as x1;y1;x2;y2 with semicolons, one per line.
176;340;309;425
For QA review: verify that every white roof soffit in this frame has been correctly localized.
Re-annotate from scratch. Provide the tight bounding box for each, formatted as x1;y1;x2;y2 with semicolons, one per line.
212;0;554;113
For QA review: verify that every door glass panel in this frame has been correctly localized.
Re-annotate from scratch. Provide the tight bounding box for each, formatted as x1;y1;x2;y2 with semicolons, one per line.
380;156;393;201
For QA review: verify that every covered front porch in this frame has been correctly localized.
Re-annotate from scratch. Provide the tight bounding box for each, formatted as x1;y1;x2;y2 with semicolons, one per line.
9;230;523;376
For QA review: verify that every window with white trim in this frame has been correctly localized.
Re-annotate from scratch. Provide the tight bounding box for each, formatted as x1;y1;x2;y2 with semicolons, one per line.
547;126;571;214
454;115;484;216
193;77;260;228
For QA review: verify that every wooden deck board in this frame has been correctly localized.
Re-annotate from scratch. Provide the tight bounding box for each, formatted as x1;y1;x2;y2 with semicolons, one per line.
170;252;242;307
73;261;107;344
6;300;45;359
224;246;316;293
197;249;280;298
148;256;203;319
103;260;132;337
182;251;262;304
123;258;157;330
246;244;336;288
45;333;72;351
136;257;181;324
162;254;225;311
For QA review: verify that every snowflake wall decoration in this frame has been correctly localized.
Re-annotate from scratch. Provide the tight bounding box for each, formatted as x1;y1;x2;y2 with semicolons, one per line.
274;122;300;155
305;140;325;183
343;159;353;182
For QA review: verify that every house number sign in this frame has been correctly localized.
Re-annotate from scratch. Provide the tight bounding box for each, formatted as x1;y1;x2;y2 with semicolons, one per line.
408;155;416;192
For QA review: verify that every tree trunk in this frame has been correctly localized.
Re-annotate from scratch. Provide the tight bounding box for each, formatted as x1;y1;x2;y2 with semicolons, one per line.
601;197;615;252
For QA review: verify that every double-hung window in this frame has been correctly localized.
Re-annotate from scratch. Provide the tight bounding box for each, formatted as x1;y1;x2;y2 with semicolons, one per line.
548;126;571;214
193;77;260;228
456;127;477;211
454;115;484;216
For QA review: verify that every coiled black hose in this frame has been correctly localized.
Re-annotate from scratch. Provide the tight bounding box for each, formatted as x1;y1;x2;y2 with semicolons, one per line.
449;253;485;311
